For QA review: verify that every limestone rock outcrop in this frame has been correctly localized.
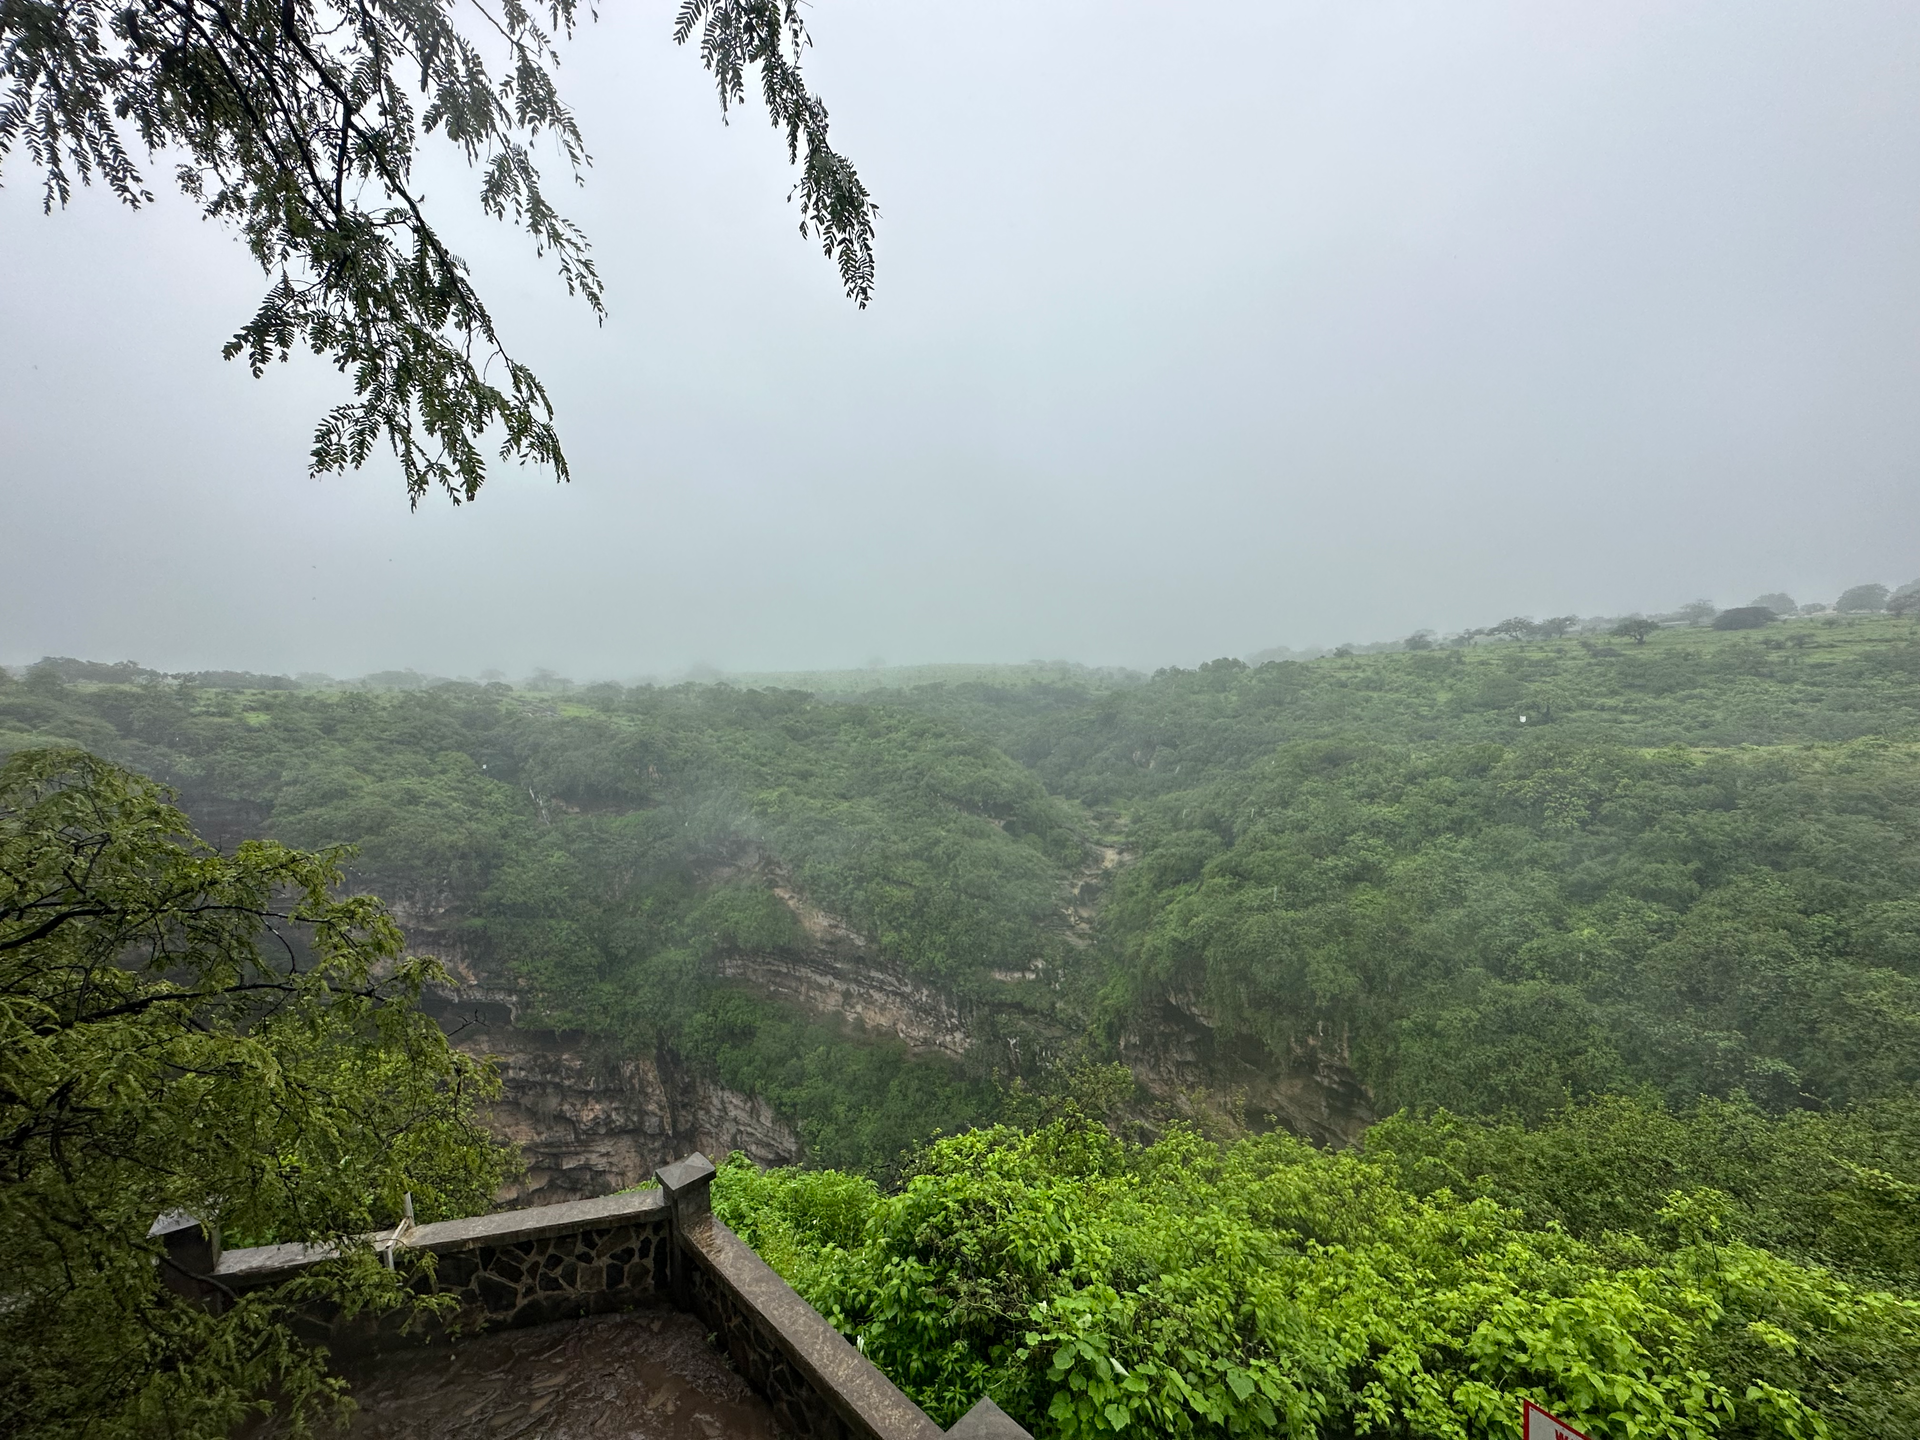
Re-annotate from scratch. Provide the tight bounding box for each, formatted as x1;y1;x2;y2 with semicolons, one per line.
426;992;800;1206
384;861;1376;1198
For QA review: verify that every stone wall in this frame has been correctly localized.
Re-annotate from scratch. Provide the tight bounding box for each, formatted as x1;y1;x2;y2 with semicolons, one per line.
160;1154;1028;1440
202;1189;675;1348
428;1002;801;1204
394;1192;674;1332
658;1157;943;1440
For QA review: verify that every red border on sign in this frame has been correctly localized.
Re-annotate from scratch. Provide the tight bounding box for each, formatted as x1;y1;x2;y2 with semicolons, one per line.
1524;1400;1595;1440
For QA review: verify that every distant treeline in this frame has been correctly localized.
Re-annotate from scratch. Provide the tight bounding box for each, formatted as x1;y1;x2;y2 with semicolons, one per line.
13;576;1916;691
1251;577;1920;663
7;657;453;691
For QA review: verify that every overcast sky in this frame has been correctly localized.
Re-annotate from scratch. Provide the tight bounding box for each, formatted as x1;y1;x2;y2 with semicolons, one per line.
4;0;1918;679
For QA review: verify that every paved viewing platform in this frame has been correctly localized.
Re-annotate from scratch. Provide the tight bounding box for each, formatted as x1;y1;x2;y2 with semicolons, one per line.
294;1309;783;1440
170;1154;1029;1440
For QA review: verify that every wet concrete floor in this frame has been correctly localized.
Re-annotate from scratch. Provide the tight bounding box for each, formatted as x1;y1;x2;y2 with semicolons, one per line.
313;1310;787;1440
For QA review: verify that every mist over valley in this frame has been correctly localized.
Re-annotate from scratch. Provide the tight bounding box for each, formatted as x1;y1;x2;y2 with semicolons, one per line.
7;1;1920;1435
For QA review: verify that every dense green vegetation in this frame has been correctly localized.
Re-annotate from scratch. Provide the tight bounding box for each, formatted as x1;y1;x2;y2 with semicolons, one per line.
0;673;1085;1171
7;612;1920;1436
1101;735;1920;1118
713;1114;1920;1439
885;619;1920;1120
5;616;1919;1156
1364;1095;1920;1288
0;750;506;1438
894;618;1920;796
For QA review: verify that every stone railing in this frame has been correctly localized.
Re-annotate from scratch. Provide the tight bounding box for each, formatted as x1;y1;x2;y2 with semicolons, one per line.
155;1153;1030;1440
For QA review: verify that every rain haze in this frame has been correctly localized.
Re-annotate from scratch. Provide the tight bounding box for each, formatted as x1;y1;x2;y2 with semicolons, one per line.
4;0;1918;680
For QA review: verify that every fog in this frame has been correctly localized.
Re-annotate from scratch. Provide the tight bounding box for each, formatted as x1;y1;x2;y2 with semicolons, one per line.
4;0;1918;680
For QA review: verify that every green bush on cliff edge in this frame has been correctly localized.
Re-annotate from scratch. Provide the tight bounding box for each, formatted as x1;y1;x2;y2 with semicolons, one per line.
714;1117;1920;1440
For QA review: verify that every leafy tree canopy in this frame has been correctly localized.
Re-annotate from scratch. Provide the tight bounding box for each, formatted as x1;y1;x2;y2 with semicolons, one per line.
1712;605;1775;629
1837;583;1890;613
1095;735;1920;1121
0;0;875;505
1751;593;1797;615
0;748;508;1438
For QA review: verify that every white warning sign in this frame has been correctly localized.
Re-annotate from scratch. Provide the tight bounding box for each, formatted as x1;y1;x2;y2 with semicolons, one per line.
1524;1401;1593;1440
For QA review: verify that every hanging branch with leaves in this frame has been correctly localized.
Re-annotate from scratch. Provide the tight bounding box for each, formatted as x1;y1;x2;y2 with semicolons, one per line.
0;0;877;505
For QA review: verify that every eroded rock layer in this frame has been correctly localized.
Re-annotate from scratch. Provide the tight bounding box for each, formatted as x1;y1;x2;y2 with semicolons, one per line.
393;869;1374;1200
424;993;799;1206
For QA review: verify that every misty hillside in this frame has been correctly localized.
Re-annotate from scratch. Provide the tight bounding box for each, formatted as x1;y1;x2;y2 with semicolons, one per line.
9;608;1920;1436
11;0;1920;1431
8;610;1919;1152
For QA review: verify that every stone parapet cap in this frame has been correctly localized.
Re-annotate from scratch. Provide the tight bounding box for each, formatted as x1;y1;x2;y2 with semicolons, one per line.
215;1239;339;1282
655;1153;716;1199
211;1187;669;1286
403;1187;667;1253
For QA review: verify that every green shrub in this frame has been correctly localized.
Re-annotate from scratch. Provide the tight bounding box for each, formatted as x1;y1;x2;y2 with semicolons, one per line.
715;1120;1920;1438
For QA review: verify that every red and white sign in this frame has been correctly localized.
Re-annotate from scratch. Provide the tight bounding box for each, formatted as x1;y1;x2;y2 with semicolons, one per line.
1524;1401;1593;1440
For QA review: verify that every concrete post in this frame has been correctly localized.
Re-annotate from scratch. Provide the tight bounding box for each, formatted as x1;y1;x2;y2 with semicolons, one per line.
148;1210;221;1303
657;1153;716;1228
654;1152;717;1307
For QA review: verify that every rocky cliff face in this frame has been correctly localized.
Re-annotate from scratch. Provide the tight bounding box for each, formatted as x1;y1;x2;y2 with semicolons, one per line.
383;886;804;1206
427;993;799;1206
418;883;983;1204
711;879;974;1059
392;875;1375;1204
1120;996;1376;1150
171;772;1376;1201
